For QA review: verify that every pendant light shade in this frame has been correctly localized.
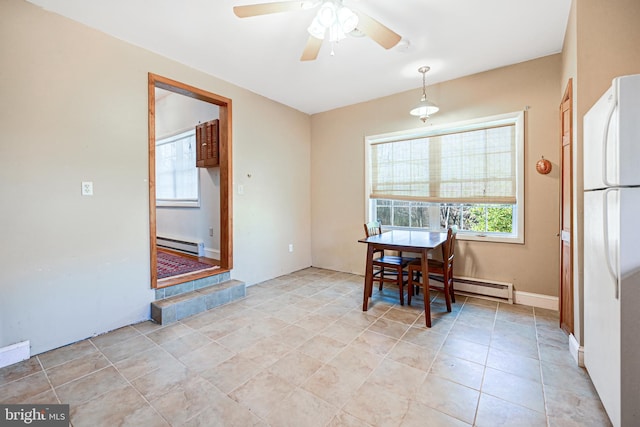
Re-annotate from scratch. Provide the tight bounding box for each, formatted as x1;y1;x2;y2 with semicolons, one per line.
409;98;440;120
410;66;439;122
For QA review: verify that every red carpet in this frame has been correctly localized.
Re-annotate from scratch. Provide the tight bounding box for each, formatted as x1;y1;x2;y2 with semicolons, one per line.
157;251;218;279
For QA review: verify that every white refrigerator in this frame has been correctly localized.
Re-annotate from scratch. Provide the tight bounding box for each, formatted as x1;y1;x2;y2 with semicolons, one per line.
583;73;640;427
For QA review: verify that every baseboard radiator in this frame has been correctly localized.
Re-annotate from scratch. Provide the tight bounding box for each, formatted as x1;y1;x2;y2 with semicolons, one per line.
429;274;513;304
157;236;205;257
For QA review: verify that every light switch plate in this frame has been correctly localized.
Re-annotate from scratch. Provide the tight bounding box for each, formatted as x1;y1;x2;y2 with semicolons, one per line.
81;181;93;196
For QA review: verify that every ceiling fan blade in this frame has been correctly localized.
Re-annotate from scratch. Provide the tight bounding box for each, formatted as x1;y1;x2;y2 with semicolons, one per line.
300;36;323;61
355;12;401;49
234;1;315;18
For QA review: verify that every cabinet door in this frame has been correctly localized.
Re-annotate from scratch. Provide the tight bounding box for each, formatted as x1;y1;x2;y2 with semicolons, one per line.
196;119;219;167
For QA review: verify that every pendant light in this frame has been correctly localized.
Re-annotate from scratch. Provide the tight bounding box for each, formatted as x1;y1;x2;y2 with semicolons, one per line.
409;66;439;122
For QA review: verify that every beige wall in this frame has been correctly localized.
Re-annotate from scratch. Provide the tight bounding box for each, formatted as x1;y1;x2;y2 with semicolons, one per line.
577;0;640;111
561;0;640;344
311;55;563;298
0;0;312;355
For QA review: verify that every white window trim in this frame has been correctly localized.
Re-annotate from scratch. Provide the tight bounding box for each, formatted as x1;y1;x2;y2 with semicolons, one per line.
156;129;201;208
364;111;525;244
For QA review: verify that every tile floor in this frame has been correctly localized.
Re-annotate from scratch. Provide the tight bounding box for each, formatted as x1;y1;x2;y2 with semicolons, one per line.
1;268;611;426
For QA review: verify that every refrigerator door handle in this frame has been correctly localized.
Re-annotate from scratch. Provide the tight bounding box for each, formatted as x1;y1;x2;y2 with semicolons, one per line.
602;188;620;299
601;94;617;188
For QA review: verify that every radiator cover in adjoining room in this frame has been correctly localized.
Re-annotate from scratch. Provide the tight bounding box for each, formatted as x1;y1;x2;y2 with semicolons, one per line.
157;236;205;257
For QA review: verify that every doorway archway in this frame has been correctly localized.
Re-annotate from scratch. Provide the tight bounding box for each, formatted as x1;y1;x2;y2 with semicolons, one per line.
148;73;233;288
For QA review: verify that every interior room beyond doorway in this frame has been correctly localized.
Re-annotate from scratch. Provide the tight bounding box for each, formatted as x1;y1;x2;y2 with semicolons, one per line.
148;73;233;289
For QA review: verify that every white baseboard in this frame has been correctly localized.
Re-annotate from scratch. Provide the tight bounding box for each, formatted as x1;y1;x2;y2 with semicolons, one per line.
569;333;584;367
0;340;30;369
205;247;220;260
513;290;558;310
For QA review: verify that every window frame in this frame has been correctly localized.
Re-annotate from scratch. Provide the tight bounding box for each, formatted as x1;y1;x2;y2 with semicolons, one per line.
364;111;525;244
155;128;201;208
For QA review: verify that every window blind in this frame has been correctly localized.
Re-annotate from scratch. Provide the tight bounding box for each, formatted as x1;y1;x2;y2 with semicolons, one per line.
156;130;198;201
370;124;516;204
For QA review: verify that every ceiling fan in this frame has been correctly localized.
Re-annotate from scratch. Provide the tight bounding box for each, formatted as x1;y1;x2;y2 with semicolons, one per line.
233;1;402;61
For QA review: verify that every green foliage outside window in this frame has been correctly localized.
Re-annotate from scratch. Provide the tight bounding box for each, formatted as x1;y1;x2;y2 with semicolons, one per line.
374;200;513;234
467;205;513;233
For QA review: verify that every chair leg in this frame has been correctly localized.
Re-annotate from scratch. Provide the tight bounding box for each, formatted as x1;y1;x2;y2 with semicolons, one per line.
422;276;431;328
379;270;384;291
408;269;423;306
442;272;452;312
450;277;456;303
398;269;404;306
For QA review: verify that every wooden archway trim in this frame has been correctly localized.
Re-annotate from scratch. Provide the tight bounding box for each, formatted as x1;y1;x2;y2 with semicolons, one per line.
148;73;233;288
559;78;573;333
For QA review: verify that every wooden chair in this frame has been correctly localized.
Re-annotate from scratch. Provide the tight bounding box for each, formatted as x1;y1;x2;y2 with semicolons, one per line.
363;221;412;305
407;226;457;311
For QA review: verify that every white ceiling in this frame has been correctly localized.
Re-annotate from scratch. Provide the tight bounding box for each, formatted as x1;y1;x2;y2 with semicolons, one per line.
26;0;571;114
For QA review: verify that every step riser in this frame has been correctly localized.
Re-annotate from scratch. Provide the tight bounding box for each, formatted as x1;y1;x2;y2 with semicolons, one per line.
154;271;232;300
151;279;245;325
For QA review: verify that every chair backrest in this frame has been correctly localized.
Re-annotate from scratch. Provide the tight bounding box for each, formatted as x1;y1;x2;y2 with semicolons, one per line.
442;226;457;264
364;221;382;238
364;221;389;257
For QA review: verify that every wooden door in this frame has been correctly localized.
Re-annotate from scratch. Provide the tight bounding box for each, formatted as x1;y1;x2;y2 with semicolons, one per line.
560;79;573;334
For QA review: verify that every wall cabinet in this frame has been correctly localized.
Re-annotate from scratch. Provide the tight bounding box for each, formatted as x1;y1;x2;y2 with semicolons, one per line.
195;119;219;167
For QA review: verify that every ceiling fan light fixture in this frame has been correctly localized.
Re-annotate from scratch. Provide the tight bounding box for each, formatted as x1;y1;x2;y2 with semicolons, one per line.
317;2;337;27
337;6;358;33
307;16;326;39
410;66;439;122
328;24;347;42
234;0;402;61
307;1;359;45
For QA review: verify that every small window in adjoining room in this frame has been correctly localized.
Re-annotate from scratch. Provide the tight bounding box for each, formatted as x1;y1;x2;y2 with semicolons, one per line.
365;111;525;243
156;129;200;207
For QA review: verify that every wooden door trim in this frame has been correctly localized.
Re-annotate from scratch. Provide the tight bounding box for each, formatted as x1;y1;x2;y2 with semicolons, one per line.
148;73;233;289
560;78;573;333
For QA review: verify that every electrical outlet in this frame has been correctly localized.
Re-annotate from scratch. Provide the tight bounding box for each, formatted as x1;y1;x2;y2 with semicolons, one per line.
209;228;214;237
81;181;93;196
288;244;294;253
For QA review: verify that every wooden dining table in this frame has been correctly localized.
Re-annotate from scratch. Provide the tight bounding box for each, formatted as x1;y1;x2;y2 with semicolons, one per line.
358;229;448;327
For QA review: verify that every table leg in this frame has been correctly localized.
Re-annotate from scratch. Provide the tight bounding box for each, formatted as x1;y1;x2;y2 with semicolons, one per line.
421;249;431;327
363;244;375;311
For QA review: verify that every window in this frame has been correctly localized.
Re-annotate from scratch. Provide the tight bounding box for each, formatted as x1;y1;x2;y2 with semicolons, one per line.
156;129;200;207
366;112;524;243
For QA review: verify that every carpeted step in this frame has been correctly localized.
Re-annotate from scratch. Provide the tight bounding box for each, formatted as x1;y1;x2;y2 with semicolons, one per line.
151;279;245;325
